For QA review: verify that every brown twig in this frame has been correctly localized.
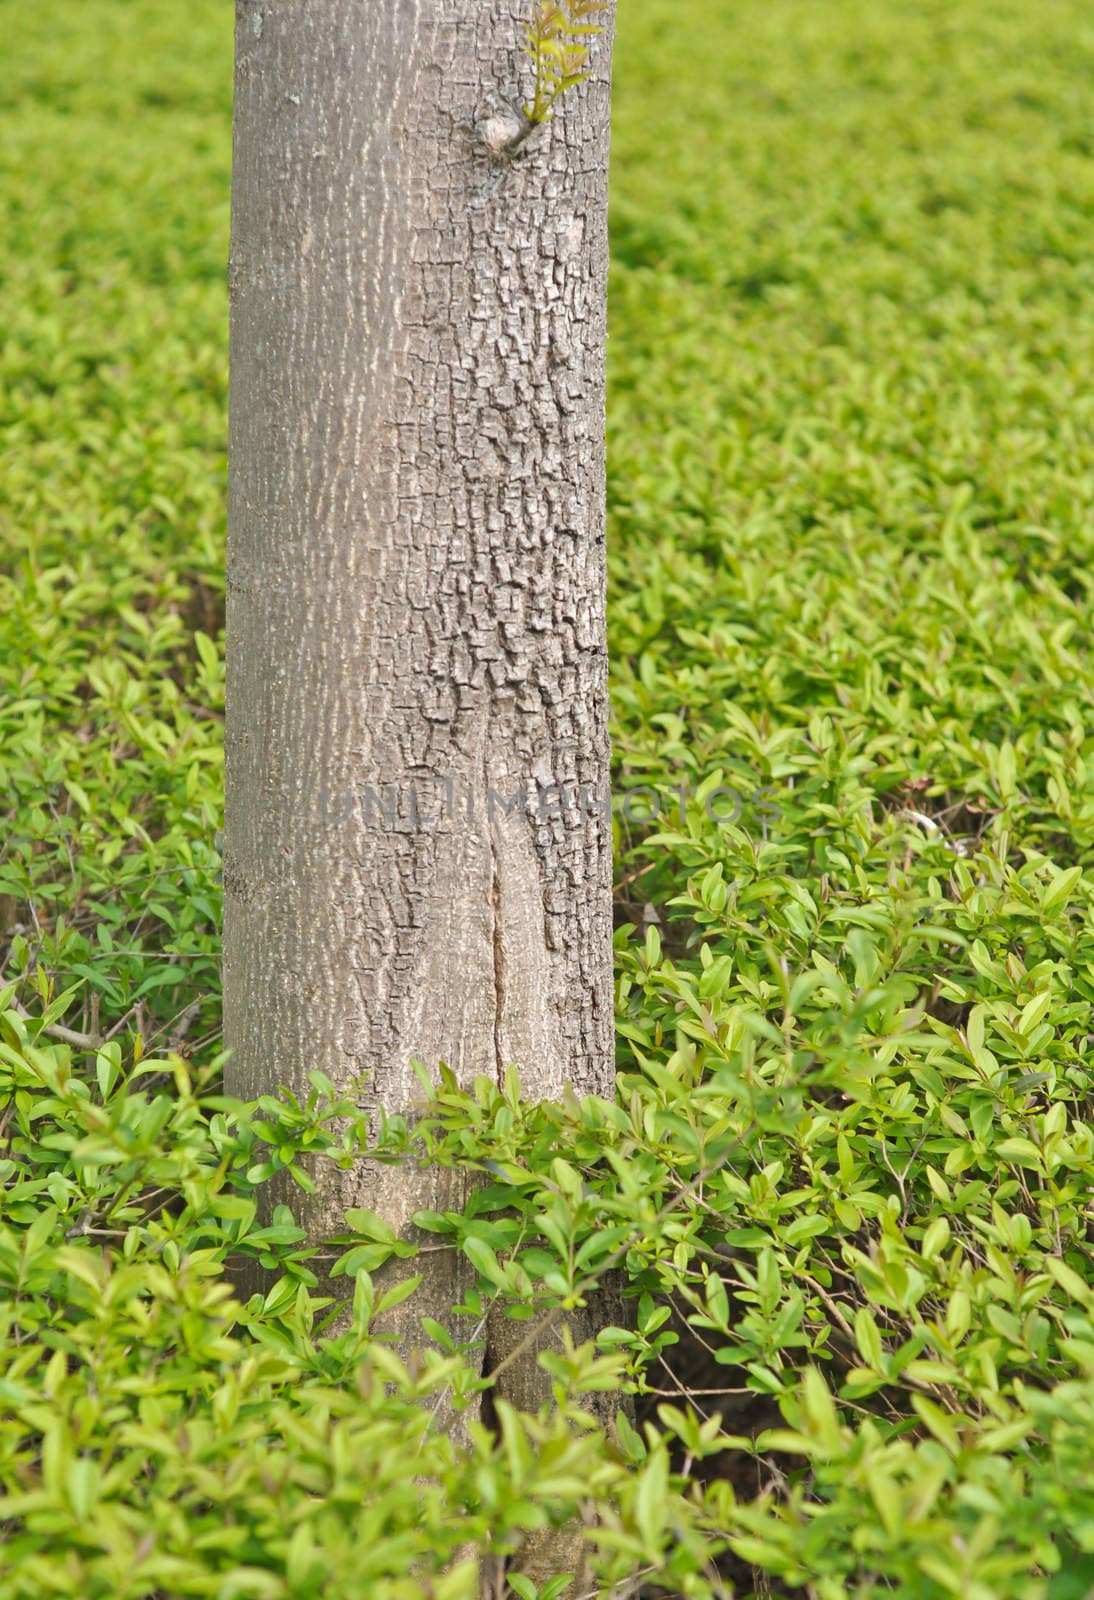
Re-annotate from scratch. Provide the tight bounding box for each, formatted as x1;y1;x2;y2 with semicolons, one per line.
10;996;101;1050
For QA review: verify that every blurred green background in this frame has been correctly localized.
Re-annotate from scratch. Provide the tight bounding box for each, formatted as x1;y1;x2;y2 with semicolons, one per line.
3;2;1094;1594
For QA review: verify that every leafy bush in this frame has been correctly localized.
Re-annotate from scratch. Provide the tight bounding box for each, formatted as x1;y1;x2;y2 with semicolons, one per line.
0;1017;716;1598
3;0;1093;1594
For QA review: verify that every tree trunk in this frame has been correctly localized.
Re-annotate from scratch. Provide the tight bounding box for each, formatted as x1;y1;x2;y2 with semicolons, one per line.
224;1;616;1565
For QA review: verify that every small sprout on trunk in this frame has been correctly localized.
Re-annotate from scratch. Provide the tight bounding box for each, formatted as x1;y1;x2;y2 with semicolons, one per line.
522;0;607;127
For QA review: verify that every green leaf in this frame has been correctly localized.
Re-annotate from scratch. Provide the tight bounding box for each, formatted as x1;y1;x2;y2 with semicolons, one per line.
634;1445;669;1545
855;1307;883;1369
911;1395;962;1455
1041;865;1082;912
344;1208;396;1242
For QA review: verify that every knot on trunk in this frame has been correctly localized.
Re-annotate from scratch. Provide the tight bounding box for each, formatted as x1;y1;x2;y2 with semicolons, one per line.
473;92;534;159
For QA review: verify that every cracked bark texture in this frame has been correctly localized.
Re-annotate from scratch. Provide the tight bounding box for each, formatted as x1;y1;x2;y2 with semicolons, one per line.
225;4;617;1574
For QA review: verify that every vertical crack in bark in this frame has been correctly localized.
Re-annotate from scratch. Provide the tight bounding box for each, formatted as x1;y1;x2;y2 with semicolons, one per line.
487;749;506;1088
490;849;505;1088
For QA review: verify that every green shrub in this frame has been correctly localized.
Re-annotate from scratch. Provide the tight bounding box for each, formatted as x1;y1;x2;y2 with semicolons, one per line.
3;0;1093;1593
0;1016;724;1598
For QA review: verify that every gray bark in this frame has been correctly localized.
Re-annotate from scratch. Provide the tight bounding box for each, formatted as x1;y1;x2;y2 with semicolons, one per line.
225;4;616;1572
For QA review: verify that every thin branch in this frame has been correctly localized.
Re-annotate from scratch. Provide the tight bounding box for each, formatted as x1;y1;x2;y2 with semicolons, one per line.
10;996;101;1050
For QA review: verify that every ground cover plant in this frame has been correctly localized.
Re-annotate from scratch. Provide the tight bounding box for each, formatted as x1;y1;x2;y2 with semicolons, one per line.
1;0;1093;1595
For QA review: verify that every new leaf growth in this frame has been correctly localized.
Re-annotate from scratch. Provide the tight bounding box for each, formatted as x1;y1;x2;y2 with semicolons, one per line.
523;0;608;126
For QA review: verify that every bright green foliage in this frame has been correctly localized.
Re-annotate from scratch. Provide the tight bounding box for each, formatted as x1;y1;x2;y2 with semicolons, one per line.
0;0;226;1052
3;0;1094;1594
0;1020;716;1598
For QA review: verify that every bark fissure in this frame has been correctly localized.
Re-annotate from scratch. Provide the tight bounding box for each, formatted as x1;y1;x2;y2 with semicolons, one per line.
490;847;506;1087
487;743;508;1088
